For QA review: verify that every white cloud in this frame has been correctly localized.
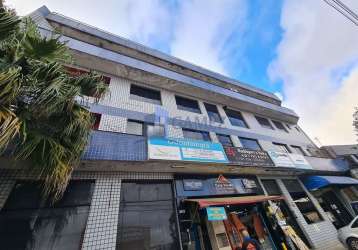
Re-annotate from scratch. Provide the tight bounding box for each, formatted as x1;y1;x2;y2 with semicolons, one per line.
269;0;358;145
170;0;247;75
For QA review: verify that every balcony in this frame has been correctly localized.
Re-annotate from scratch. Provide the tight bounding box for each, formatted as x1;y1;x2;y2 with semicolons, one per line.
82;130;147;161
82;131;349;173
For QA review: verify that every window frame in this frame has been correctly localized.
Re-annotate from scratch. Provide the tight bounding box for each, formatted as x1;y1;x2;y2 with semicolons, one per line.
204;102;222;123
273;142;291;153
182;128;211;141
224;108;248;128
291;145;307;156
217;134;234;147
272;120;288;132
175;95;201;114
255;116;274;130
130;84;162;105
126;120;165;137
239;137;262;151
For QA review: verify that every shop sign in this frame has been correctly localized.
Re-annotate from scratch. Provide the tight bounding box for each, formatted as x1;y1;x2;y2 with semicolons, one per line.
268;151;312;169
224;147;274;167
267;151;295;168
215;175;235;193
183;179;203;191
148;137;228;163
242;178;257;189
206;207;227;221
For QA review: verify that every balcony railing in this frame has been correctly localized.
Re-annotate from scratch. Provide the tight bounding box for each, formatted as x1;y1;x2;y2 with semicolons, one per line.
82;130;349;172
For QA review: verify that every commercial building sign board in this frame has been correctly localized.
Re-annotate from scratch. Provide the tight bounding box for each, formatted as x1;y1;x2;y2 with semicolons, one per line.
224;147;274;167
268;151;312;170
206;207;227;221
148;137;228;163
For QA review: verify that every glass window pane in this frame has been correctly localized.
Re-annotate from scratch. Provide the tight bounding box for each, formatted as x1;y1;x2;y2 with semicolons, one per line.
204;103;222;123
127;120;144;136
261;179;282;196
0;181;94;250
147;124;165;137
239;137;261;151
273;143;291;153
130;84;161;105
272;120;288;132
224;108;247;128
175;96;201;114
217;134;233;147
117;182;179;250
255;116;273;130
291;145;306;156
182;129;210;141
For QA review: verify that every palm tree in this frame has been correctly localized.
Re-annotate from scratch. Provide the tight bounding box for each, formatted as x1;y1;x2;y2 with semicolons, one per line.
0;4;108;201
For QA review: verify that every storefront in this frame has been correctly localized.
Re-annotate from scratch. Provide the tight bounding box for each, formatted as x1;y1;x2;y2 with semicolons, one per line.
175;174;308;250
301;175;358;229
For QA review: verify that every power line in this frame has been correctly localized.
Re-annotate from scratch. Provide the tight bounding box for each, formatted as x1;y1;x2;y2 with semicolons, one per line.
323;0;358;26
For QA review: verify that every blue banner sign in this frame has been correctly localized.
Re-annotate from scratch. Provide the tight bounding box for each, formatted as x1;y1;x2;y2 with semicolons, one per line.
148;137;228;163
207;207;227;221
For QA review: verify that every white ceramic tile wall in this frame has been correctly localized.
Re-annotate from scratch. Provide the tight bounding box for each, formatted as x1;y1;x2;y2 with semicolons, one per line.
97;76;314;151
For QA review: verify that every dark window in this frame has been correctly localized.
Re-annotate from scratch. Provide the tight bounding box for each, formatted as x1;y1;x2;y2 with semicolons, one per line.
273;142;291;153
239;137;261;151
255;116;274;129
272;120;288;132
217;134;233;147
291;145;307;156
282;179;323;224
204;103;222;123
116;182;180;250
127;120;165;137
130;84;161;105
175;96;201;113
92;113;101;130
0;180;94;250
261;179;282;196
352;218;358;228
224;108;248;128
182;128;210;141
146;124;165;137
127;120;144;136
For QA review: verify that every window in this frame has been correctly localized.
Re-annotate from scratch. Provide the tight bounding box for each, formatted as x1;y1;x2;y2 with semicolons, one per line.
126;120;144;136
92;113;101;130
282;179;323;224
175;95;201;113
217;134;233;147
255;116;274;129
224;108;248;128
130;84;161;105
239;137;261;151
352;218;358;228
0;180;94;250
182;128;210;141
126;120;165;137
146;124;165;137
272;120;288;132
116;182;180;250
204;103;222;123
273;142;291;153
261;179;282;196
291;145;307;156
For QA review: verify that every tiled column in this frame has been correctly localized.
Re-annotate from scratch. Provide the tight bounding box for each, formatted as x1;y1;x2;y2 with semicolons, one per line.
81;174;121;250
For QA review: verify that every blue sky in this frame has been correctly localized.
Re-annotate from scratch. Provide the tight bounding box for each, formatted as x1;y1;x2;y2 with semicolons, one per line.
6;0;358;145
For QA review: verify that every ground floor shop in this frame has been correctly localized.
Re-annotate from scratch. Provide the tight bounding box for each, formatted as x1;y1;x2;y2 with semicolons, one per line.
0;169;349;250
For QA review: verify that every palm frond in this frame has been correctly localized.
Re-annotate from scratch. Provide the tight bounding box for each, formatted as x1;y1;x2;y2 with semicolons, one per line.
0;6;20;41
0;107;21;151
72;72;108;102
0;67;21;105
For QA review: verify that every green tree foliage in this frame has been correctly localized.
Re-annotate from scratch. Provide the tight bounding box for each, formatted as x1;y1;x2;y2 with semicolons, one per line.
0;5;107;201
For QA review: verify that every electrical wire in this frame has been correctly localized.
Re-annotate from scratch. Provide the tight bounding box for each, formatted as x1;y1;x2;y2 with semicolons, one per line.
322;0;358;26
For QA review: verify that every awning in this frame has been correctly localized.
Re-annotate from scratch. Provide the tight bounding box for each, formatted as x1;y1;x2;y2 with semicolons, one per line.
185;195;283;208
301;175;358;191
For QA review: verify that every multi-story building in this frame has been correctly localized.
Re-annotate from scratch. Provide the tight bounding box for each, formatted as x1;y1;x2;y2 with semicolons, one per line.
0;5;358;250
